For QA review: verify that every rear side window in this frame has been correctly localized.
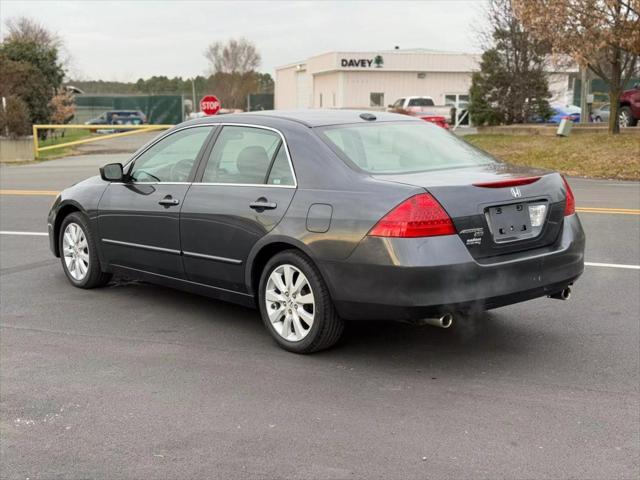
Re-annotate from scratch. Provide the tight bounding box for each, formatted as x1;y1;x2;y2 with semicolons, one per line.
407;98;434;107
267;145;295;186
320;122;496;174
202;126;292;185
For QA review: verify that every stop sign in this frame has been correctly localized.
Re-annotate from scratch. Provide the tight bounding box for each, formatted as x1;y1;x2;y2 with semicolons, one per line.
200;95;220;115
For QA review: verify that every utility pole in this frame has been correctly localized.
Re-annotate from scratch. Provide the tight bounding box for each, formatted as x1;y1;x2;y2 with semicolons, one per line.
191;78;197;113
580;66;589;124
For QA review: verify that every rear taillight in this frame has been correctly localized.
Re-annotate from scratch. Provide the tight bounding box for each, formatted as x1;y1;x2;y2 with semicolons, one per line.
369;193;456;238
562;176;575;216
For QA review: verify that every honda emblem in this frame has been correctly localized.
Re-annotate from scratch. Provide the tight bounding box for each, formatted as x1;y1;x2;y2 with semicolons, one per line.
510;187;522;198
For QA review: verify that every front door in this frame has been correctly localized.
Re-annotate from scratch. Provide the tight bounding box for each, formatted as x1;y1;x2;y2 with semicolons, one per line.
98;125;215;278
180;125;296;292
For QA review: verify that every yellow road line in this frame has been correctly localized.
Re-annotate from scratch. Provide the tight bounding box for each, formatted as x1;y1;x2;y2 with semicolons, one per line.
576;206;640;212
576;207;640;215
0;189;638;215
0;189;59;196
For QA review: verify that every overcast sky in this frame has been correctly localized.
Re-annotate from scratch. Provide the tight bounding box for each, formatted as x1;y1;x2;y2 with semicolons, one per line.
1;0;488;81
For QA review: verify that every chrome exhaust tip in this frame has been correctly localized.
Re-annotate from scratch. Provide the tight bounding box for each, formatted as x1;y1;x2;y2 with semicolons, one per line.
419;313;454;329
549;287;571;301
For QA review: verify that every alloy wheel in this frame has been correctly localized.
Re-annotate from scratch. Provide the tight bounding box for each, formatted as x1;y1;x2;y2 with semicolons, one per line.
619;111;630;128
62;222;90;281
265;264;315;342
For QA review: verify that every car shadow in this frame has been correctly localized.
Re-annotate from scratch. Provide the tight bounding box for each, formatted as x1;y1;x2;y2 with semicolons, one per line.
104;276;562;373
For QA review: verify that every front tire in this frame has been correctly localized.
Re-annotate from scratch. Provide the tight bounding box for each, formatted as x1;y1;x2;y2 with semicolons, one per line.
258;250;344;353
59;212;111;288
619;106;637;127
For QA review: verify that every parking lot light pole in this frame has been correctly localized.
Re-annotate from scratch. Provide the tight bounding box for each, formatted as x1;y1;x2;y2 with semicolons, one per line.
192;79;197;113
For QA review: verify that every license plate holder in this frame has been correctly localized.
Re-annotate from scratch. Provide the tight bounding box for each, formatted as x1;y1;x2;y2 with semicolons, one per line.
487;203;532;242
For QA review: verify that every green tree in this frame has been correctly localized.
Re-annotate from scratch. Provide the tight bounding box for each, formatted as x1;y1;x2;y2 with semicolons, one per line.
0;53;51;126
469;0;553;125
0;17;66;126
256;73;274;94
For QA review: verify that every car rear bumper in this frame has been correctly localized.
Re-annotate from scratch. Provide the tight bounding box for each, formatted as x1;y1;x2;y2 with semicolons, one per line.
320;214;585;321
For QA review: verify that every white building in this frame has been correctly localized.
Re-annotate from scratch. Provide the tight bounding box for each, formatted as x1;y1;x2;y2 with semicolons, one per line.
275;49;576;112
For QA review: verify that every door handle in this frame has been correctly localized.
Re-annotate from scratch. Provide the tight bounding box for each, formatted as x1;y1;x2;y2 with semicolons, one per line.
158;195;180;206
249;199;277;211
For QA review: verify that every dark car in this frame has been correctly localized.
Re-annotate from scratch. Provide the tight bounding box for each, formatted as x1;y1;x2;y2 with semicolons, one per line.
85;110;147;126
48;110;585;353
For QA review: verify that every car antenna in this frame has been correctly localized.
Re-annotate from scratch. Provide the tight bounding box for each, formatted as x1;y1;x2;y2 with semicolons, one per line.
359;113;377;121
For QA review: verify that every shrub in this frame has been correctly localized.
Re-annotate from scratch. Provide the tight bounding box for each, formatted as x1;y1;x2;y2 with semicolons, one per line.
1;95;31;137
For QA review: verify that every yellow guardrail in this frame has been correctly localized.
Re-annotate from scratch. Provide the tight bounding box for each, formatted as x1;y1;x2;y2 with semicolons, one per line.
32;124;174;159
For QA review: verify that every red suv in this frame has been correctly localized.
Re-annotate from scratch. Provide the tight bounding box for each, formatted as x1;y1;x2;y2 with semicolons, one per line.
619;84;640;127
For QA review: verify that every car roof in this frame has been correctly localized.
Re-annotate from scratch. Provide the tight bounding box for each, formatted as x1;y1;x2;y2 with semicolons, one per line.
184;109;418;128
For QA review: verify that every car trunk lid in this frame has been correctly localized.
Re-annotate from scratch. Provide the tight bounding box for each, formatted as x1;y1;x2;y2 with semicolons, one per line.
372;164;567;260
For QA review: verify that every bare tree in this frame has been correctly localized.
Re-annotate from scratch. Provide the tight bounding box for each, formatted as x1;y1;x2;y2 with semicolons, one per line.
204;37;261;74
4;16;61;48
514;0;640;134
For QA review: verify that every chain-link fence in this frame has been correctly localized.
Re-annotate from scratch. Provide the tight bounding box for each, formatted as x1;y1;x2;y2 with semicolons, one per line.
73;95;184;124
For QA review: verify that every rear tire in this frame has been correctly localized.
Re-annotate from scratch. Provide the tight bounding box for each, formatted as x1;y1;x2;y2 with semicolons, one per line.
619;106;638;127
258;250;344;353
59;212;112;289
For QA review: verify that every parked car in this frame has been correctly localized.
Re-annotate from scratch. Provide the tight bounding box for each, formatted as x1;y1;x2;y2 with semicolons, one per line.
547;105;581;124
48;110;584;353
619;84;640;127
85;110;147;126
418;114;449;129
592;104;610;123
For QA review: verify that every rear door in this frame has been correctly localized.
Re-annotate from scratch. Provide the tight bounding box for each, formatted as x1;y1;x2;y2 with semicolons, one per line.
180;125;296;292
98;125;215;278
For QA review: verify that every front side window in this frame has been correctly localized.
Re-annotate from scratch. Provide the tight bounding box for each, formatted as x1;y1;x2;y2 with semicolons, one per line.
202;126;285;184
129;126;213;182
370;92;384;107
392;98;405;108
320;122;496;174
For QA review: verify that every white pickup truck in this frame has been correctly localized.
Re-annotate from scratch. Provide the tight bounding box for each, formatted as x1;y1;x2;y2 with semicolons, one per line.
388;96;453;129
388;96;452;118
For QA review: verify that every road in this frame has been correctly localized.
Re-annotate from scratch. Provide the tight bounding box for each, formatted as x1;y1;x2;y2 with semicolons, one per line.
1;155;639;479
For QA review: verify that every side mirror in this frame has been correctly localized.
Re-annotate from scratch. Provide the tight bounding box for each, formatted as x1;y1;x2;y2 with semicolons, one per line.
100;163;124;182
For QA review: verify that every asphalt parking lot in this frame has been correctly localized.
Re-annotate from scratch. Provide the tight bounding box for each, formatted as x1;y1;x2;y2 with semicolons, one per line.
1;154;639;479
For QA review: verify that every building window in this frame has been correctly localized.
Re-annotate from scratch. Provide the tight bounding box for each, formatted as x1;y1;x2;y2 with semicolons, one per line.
319;93;323;108
370;92;384;107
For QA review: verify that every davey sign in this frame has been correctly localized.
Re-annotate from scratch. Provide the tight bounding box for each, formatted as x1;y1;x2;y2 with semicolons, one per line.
200;95;221;115
340;55;384;68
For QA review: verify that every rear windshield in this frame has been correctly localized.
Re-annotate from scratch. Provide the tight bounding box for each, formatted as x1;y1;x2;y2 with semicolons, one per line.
319;122;496;174
407;98;434;107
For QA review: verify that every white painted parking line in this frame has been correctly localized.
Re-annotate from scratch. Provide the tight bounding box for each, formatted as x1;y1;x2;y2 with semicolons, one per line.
1;231;639;270
585;262;640;270
0;231;48;237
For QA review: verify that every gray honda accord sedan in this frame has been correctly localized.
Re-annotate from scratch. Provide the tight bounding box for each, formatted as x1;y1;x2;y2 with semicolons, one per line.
48;110;585;353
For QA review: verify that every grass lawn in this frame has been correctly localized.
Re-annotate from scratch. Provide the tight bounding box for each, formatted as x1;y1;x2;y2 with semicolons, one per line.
38;128;95;160
464;133;640;180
